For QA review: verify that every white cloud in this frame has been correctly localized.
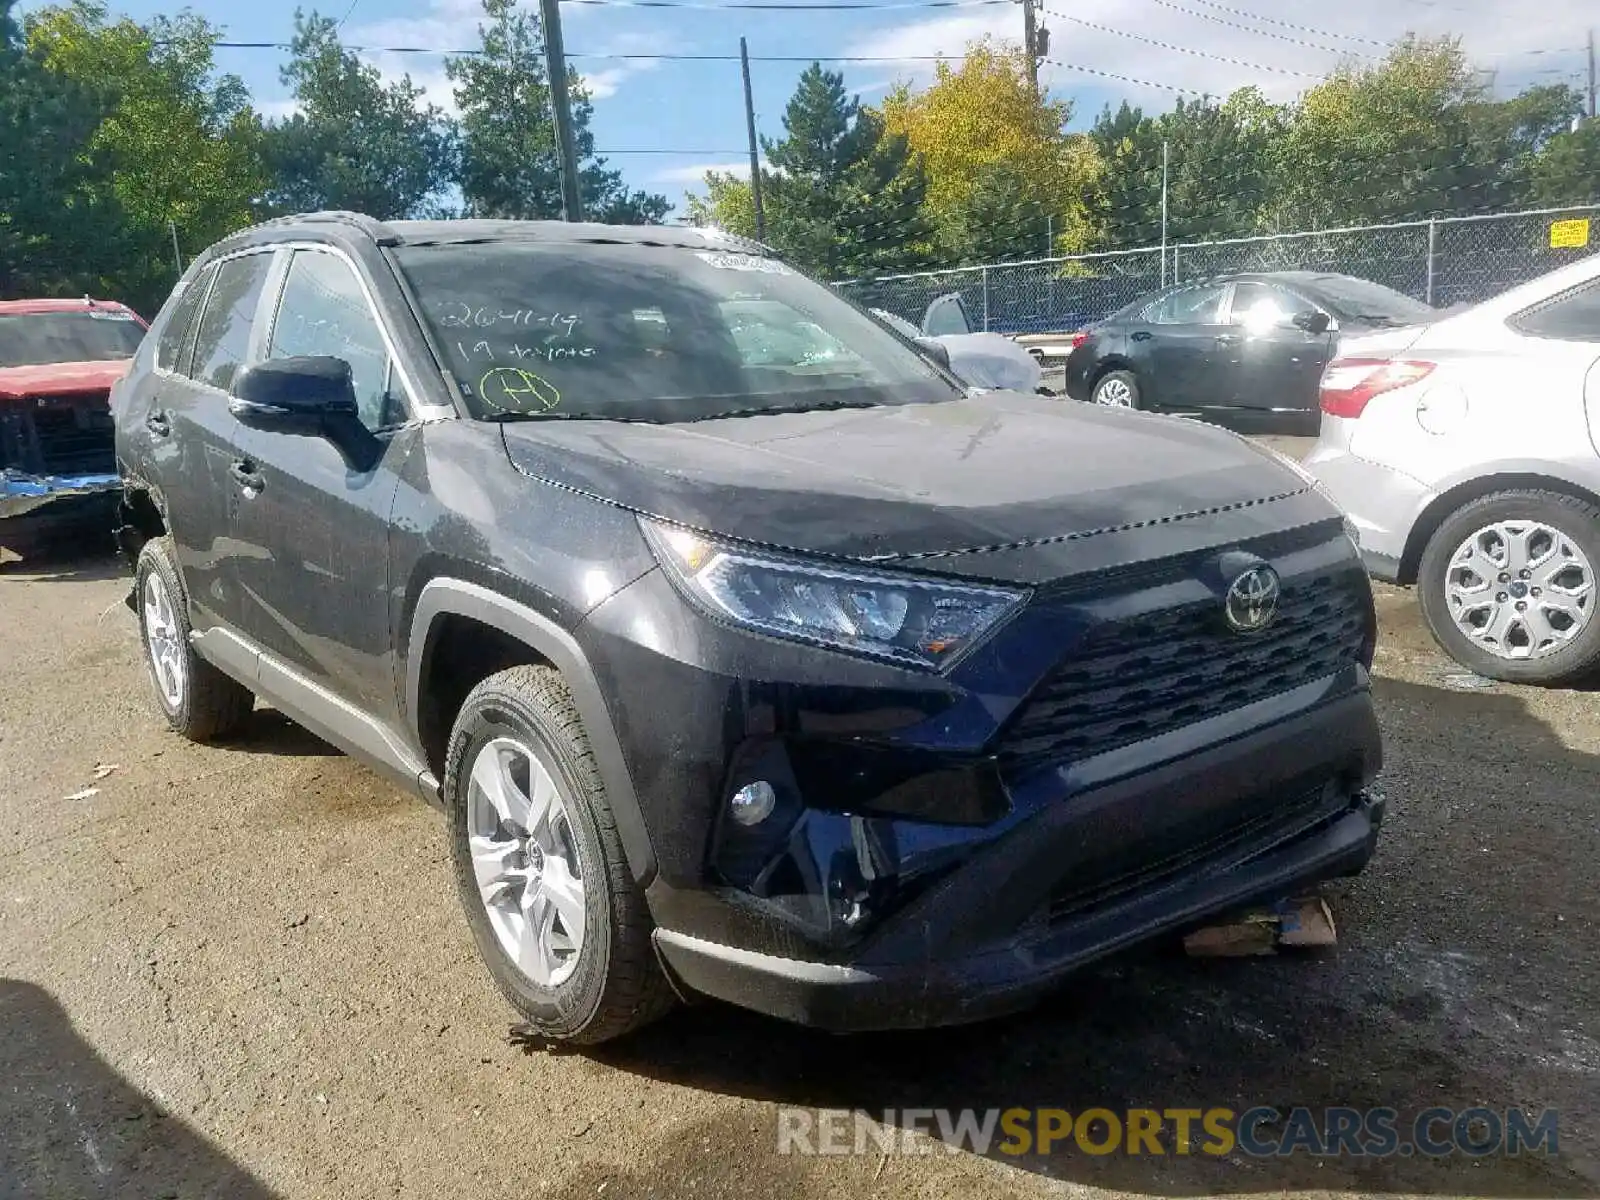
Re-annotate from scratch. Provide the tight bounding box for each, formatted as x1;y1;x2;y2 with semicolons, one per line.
841;0;1595;108
348;0;657;114
649;159;768;185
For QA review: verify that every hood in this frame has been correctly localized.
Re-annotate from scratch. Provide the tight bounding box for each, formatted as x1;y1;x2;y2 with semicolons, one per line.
500;392;1314;579
933;334;1043;393
0;359;132;401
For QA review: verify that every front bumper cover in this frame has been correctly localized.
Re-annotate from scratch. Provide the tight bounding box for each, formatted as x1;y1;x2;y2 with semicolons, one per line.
651;685;1384;1032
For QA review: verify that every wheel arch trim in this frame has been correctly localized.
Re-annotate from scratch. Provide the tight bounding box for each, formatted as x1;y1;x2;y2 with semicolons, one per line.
406;578;657;886
1398;466;1600;585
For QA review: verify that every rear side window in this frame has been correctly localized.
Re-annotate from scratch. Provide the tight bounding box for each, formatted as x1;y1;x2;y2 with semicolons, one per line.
155;269;212;375
189;253;274;391
1513;281;1600;342
1142;284;1226;325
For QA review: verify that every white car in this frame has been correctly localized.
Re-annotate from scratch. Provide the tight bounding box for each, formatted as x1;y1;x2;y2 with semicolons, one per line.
869;294;1045;394
1305;252;1600;685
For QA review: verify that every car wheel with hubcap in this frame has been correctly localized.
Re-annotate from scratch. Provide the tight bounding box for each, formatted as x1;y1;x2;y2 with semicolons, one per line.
135;537;253;741
1417;489;1600;685
1091;369;1140;409
445;665;675;1044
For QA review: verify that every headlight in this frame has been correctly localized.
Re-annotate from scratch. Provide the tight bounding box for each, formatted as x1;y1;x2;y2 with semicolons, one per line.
640;518;1027;671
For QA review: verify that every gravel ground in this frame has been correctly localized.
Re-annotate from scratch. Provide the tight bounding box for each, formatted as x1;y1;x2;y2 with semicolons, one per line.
3;463;1597;1199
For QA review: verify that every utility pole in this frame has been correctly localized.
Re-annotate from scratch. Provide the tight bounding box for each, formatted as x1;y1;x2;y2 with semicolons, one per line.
168;219;183;276
1588;28;1596;121
1019;0;1040;96
740;37;766;242
1159;139;1169;288
539;0;584;221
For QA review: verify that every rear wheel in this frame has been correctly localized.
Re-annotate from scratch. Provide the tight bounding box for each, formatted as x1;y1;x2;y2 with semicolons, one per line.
1417;490;1600;685
1091;369;1140;410
135;538;253;740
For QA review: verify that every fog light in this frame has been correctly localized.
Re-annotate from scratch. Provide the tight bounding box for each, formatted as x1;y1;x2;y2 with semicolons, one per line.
729;781;777;826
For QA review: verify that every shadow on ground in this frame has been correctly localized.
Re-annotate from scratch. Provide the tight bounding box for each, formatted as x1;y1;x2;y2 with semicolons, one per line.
0;979;278;1200
575;673;1598;1197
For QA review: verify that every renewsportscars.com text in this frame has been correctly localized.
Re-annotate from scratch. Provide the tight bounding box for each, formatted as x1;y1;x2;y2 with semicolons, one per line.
775;1106;1560;1159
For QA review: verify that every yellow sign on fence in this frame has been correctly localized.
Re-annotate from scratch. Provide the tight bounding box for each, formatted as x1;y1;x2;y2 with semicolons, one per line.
1549;218;1591;249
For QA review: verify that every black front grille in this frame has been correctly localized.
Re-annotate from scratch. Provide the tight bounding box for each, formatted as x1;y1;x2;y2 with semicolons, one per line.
31;398;115;475
1045;784;1348;925
997;568;1371;772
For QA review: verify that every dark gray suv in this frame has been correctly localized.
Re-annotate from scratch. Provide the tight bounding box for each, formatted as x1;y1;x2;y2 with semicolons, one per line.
113;212;1384;1045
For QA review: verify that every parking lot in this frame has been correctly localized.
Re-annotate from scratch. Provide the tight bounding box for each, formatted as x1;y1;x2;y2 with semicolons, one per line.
3;437;1598;1200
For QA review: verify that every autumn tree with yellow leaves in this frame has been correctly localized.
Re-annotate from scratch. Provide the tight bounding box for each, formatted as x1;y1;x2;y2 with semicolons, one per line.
880;39;1101;263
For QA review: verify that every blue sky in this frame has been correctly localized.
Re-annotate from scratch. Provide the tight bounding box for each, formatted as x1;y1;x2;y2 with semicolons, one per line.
21;0;1595;215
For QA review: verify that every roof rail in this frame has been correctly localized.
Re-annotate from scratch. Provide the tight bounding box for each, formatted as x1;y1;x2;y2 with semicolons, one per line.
246;210;402;246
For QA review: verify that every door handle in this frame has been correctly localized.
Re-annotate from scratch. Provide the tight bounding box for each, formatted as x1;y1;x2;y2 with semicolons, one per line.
145;411;171;438
229;459;264;494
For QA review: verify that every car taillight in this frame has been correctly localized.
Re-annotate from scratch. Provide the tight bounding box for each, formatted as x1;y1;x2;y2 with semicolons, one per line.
1070;330;1090;349
1319;358;1435;419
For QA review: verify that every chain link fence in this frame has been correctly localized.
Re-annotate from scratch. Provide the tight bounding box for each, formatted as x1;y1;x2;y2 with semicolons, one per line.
838;204;1600;334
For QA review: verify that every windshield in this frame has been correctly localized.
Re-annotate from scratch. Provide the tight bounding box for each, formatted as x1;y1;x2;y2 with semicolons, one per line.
0;309;145;368
394;241;961;422
1306;276;1436;326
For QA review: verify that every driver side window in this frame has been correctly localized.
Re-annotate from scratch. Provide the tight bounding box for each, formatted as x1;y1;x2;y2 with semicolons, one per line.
267;249;407;431
1228;282;1299;329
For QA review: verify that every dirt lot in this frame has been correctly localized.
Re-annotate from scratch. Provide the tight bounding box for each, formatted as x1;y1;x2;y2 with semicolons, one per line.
4;472;1599;1198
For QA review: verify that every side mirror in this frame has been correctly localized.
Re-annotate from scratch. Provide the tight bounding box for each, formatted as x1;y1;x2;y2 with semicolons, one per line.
913;337;953;371
230;356;359;430
1292;310;1331;334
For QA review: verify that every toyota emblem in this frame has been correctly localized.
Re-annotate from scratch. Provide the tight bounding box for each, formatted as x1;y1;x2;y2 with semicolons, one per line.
1224;565;1281;633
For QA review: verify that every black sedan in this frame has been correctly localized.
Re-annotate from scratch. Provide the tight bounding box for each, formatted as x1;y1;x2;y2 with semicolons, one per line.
1062;271;1437;428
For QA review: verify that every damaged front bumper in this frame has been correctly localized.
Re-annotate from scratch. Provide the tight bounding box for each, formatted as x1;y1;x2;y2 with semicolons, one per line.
0;469;121;520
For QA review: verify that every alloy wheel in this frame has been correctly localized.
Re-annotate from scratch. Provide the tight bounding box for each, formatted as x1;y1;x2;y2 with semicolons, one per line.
143;572;187;710
466;737;587;987
1444;520;1595;660
1095;377;1134;407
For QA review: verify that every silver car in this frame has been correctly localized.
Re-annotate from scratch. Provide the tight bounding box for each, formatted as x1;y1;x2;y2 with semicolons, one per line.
1306;253;1600;685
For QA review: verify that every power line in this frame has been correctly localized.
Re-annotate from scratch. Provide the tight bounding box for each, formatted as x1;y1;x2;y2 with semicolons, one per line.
1040;56;1207;96
1145;0;1378;59
1040;9;1321;77
1178;0;1394;48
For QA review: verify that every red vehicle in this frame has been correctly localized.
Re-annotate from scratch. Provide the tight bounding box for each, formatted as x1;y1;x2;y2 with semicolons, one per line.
0;297;148;544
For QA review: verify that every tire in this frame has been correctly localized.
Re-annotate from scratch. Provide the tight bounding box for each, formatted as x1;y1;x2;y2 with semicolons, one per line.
135;537;253;741
444;665;675;1044
1417;489;1600;686
1091;368;1141;409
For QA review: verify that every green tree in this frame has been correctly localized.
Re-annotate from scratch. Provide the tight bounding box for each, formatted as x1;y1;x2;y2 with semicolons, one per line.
1270;37;1490;227
1;0;122;298
446;0;667;222
17;1;264;311
742;63;937;278
1090;88;1285;248
1528;119;1600;206
263;10;457;219
682;169;757;237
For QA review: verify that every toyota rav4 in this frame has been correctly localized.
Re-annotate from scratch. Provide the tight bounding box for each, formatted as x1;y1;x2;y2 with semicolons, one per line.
113;212;1384;1044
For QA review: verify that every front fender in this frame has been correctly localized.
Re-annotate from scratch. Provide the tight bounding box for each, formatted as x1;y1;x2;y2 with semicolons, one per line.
405;577;657;885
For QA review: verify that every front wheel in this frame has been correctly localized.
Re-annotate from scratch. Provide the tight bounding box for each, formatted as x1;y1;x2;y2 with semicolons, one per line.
1091;369;1141;409
1417;490;1600;685
445;665;675;1044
